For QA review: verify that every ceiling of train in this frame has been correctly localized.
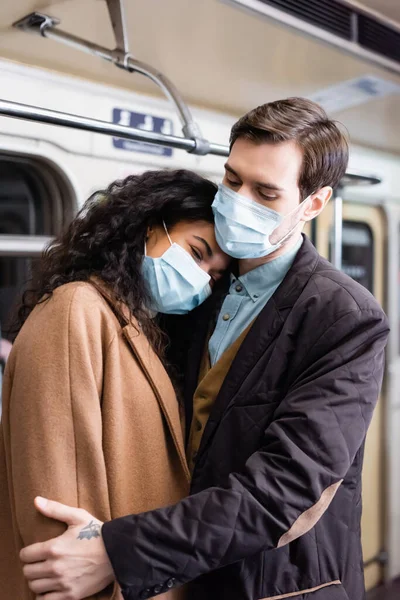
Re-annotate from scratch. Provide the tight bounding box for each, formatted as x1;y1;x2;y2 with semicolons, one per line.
1;0;400;154
357;0;400;24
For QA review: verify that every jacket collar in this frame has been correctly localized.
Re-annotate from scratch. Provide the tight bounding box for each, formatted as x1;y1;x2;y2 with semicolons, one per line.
270;235;320;311
192;235;320;465
89;277;191;483
233;235;303;303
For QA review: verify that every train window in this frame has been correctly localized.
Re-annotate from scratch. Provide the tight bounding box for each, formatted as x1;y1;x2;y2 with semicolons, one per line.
329;221;374;293
0;154;73;357
0;155;74;415
0;256;38;335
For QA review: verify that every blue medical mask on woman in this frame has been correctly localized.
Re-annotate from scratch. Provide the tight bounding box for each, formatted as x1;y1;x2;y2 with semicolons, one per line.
142;221;212;315
212;184;311;259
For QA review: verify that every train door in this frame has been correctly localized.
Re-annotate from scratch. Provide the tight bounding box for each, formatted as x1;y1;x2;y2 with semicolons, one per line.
314;201;386;590
0;154;74;416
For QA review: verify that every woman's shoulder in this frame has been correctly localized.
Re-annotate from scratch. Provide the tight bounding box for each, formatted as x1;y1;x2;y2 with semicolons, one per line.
52;280;107;306
29;281;120;332
13;281;121;354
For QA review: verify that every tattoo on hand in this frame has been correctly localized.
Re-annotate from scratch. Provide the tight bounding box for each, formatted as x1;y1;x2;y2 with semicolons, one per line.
77;520;101;540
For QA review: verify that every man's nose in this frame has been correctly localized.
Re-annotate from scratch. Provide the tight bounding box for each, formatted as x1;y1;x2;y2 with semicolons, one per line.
237;184;253;199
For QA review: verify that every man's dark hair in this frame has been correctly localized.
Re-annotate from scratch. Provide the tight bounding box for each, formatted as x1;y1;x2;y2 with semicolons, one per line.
230;97;349;199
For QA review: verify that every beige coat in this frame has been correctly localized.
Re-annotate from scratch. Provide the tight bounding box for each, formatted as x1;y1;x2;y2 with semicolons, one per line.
0;280;190;600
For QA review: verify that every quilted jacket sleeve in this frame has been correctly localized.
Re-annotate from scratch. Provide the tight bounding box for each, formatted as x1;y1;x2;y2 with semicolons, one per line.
102;306;389;599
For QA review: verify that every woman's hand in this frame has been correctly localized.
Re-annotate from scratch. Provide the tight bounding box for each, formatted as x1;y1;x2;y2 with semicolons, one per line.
20;497;114;600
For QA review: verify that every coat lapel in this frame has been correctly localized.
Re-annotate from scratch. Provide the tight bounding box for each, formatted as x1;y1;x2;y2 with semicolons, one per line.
194;236;320;465
88;277;191;483
123;324;191;483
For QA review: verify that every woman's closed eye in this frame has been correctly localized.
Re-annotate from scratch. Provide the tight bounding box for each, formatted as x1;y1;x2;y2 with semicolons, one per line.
190;245;203;263
190;247;217;284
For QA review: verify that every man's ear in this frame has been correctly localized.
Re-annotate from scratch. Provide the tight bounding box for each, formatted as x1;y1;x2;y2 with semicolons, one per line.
303;186;333;221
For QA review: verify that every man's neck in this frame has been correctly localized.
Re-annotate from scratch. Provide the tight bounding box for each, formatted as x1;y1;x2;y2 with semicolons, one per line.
238;232;302;276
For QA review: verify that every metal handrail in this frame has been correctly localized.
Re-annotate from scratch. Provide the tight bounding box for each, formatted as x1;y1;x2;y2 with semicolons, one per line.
332;190;343;270
0;97;381;274
13;5;211;154
0;235;53;257
0;98;228;157
0;100;384;190
106;0;129;55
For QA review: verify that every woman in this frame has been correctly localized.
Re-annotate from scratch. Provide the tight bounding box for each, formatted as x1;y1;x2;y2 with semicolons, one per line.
0;169;230;600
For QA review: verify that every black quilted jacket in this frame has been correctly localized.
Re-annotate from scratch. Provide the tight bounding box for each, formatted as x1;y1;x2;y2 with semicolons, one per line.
102;237;389;600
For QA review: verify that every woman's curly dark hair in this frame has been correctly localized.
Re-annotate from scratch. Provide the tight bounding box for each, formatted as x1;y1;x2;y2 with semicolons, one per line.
13;169;217;355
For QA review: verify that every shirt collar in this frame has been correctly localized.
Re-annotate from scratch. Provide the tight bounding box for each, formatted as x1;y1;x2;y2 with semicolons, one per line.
230;236;303;302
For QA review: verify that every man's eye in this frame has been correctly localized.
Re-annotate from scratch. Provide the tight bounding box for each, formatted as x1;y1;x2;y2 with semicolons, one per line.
259;190;277;201
226;178;240;187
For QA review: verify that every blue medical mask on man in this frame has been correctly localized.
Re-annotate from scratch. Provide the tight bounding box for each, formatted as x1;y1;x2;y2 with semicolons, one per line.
142;221;212;315
212;184;313;259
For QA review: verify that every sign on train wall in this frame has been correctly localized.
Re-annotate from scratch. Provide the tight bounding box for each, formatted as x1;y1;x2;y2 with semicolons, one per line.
112;108;173;157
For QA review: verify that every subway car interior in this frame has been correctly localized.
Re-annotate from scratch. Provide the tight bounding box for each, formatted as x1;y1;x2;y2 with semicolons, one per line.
0;0;400;598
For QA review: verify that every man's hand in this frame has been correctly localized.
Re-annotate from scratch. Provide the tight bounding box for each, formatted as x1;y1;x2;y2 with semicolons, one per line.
20;497;115;600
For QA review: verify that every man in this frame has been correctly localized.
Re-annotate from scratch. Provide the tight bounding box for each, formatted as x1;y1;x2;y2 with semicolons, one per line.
20;98;389;600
